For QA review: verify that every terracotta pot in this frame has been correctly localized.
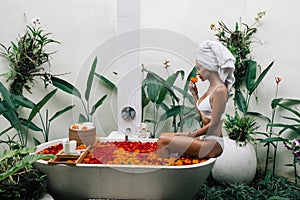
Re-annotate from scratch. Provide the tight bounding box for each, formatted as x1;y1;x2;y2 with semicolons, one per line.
211;136;257;185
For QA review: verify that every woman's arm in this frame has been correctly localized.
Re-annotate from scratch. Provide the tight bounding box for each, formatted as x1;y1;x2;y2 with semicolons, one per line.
207;86;227;136
189;123;209;137
189;86;228;138
188;82;202;116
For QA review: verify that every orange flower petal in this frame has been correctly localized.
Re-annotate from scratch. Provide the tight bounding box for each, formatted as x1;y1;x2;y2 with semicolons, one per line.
275;76;282;84
190;77;198;83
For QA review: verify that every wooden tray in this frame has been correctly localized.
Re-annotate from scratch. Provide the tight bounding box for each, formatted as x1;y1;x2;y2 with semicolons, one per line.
48;145;90;165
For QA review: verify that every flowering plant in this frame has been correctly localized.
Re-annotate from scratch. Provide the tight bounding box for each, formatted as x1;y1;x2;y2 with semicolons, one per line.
211;12;274;114
255;76;300;181
285;139;300;163
284;139;300;183
211;11;266;92
0;18;60;95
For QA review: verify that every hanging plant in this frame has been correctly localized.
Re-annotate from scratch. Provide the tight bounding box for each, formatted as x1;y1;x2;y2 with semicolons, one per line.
0;18;60;95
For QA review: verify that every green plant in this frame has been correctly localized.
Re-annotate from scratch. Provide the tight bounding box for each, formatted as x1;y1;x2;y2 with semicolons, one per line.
266;94;300;182
51;57;107;122
0;146;55;199
211;11;274;114
211;12;265;92
213;12;274;145
0;18;60;95
223;112;259;142
253;76;284;175
27;89;75;144
194;172;300;200
284;139;300;184
235;61;274;115
141;62;200;137
0;82;74;147
251;76;300;177
0;81;41;147
88;60;201;137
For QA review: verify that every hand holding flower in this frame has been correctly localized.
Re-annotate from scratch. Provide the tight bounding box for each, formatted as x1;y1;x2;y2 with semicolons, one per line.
188;78;198;96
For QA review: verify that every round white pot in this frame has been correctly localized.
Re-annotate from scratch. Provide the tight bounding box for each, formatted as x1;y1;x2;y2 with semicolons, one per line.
212;136;257;185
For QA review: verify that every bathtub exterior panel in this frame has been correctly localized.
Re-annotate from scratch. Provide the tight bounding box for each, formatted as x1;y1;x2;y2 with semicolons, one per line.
34;138;215;200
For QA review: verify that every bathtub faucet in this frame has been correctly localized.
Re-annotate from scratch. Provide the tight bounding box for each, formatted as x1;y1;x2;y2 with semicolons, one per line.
125;127;131;142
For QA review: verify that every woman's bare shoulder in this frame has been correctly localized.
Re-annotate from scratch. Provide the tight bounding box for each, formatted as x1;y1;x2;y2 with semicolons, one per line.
213;85;228;99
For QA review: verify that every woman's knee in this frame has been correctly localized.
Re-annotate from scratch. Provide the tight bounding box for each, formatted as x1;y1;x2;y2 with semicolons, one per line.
157;132;173;146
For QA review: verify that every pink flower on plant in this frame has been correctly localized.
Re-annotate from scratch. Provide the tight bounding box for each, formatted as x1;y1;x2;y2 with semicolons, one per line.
32;17;41;25
284;139;300;163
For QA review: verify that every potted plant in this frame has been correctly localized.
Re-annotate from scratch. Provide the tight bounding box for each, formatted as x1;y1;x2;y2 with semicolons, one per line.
212;113;259;184
224;113;258;143
210;12;274;184
0;146;55;199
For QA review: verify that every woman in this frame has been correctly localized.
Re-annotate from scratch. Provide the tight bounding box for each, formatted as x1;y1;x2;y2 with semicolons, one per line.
157;40;235;158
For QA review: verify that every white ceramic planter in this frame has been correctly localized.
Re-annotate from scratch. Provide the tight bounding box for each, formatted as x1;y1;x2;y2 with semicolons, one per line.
212;136;257;185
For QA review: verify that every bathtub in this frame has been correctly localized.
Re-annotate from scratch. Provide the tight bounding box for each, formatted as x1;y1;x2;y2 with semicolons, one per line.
34;138;216;200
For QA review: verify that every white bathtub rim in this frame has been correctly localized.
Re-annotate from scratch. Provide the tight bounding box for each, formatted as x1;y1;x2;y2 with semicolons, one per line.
35;138;216;169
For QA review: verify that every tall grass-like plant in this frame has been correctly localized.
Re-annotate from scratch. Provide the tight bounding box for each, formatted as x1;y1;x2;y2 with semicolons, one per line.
51;57;107;123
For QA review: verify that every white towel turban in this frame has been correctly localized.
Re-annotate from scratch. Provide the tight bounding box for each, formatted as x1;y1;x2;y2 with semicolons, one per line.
196;40;236;92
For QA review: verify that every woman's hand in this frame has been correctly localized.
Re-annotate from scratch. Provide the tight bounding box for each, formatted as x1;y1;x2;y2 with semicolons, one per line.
188;81;198;96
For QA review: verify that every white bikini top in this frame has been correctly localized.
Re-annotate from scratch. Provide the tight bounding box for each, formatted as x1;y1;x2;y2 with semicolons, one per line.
197;85;225;120
198;95;213;119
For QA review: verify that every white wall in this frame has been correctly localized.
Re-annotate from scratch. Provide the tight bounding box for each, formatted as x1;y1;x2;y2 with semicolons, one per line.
0;0;299;179
140;0;300;179
0;0;118;142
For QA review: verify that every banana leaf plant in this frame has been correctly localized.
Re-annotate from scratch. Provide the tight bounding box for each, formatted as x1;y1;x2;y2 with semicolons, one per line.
51;57;107;122
235;60;274;114
160;67;200;132
142;67;200;137
264;98;300;178
0;82;74;147
94;65;200;137
26;89;74;144
250;97;300;176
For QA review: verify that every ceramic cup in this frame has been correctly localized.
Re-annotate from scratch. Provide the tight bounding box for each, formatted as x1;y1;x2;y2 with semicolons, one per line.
70;140;77;153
